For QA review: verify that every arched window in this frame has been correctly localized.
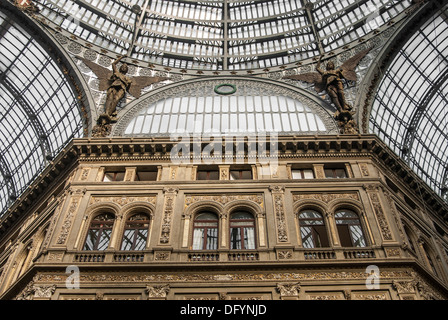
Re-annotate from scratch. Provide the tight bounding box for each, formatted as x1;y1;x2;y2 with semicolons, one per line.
298;210;329;248
192;212;218;250
229;211;256;250
83;213;115;250
335;210;367;247
423;243;439;276
121;213;150;250
403;223;417;255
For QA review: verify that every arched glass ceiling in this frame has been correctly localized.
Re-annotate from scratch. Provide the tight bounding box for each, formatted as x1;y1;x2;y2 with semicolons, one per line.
35;0;412;71
122;81;334;137
370;4;448;200
0;9;84;217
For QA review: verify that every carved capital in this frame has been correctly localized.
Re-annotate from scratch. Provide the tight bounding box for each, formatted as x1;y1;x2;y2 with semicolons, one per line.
269;185;285;193
146;284;170;299
392;280;417;294
276;282;300;297
163;187;178;194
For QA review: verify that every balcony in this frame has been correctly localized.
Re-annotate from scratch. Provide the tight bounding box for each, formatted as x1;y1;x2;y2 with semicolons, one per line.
46;246;388;266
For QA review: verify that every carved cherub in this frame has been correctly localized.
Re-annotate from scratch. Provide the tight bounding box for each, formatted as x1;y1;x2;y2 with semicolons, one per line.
78;55;168;124
283;48;371;120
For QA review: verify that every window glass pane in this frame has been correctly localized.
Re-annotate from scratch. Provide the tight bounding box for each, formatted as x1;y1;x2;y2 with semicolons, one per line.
244;227;255;249
231;211;253;220
134;229;148;250
97;229;112;250
300;226;315;248
206;228;218;250
349;225;367;247
303;169;314;179
230;227;242;249
121;229;134;250
84;229;99;250
192;228;204;250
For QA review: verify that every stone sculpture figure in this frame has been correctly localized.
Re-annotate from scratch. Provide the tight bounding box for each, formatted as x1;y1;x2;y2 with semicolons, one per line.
78;55;168;124
283;47;371;121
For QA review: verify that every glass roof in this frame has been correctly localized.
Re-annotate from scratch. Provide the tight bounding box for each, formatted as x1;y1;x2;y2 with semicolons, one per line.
0;9;84;217
121;80;336;137
370;4;448;200
35;0;412;71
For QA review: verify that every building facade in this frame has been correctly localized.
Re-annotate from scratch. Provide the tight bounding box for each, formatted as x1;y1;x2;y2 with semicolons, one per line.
1;0;448;301
1;134;448;300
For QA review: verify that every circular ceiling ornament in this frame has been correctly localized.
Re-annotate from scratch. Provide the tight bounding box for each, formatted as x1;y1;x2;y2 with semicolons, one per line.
214;83;237;95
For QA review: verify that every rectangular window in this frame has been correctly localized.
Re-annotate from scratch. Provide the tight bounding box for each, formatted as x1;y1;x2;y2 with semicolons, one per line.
135;170;158;181
229;170;253;180
324;168;347;179
103;172;125;182
291;169;314;179
197;170;219;180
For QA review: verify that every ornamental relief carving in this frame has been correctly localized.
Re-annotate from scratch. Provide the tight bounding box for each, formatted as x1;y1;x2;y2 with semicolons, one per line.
309;293;343;300
89;196;157;207
273;194;288;242
365;188;393;241
15;281;56;300
184;194;264;209
33;269;415;284
352;292;389;300
160;188;178;244
277;250;293;260
292;192;359;203
276;282;301;296
56;196;82;245
146;284;170;298
392;279;418;294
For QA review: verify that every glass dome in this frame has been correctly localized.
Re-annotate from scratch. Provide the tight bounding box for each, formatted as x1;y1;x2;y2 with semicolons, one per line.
35;0;412;71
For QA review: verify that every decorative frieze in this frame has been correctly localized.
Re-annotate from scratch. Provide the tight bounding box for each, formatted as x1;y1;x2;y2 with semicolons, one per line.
33;269;415;284
293;192;359;203
352;292;389;300
89;195;156;207
184;194;264;208
308;293;344;300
